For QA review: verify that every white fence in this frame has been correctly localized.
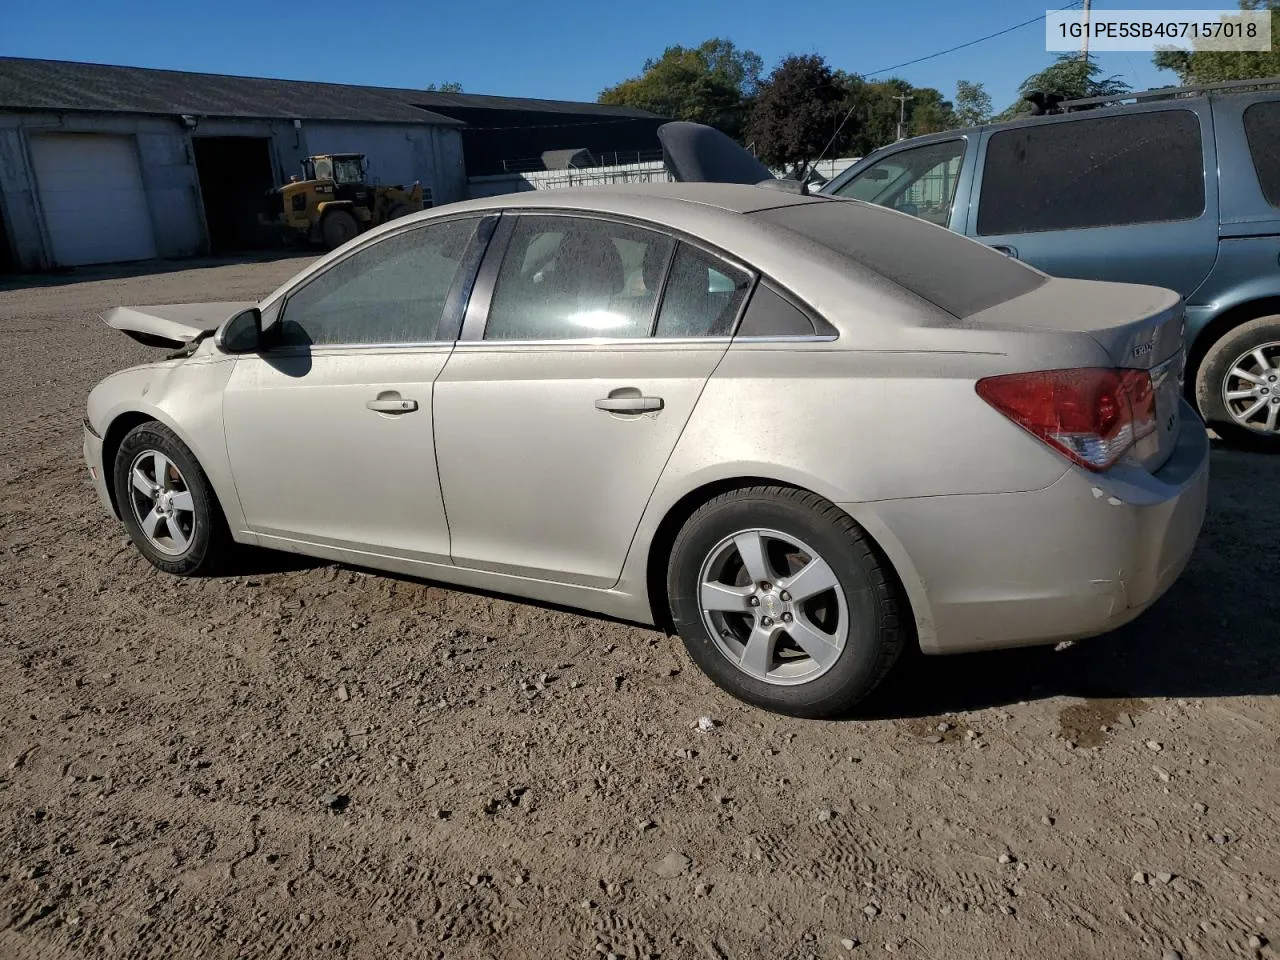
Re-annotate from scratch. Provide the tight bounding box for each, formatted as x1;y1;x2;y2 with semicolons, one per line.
466;157;861;200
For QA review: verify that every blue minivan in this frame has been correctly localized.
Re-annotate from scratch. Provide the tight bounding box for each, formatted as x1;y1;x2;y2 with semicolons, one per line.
818;79;1280;449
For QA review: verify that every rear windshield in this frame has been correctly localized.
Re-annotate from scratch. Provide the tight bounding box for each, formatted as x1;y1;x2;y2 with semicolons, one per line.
752;199;1046;318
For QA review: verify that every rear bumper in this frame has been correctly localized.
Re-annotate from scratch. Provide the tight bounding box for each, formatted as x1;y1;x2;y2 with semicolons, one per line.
83;424;116;518
850;400;1210;654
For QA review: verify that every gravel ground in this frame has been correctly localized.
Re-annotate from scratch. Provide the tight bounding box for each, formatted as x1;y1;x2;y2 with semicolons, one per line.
1;257;1279;960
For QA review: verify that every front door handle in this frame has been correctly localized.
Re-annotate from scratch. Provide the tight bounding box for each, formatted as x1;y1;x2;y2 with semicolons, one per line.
366;397;418;414
595;396;663;413
990;244;1019;259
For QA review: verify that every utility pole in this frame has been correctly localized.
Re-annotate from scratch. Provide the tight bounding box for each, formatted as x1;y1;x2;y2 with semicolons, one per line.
893;92;913;141
1080;0;1091;62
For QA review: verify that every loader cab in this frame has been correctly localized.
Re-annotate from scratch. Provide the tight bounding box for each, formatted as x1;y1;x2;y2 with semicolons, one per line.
301;154;366;185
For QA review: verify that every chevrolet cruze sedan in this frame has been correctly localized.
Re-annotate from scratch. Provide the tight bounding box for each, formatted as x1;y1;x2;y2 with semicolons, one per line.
83;181;1210;717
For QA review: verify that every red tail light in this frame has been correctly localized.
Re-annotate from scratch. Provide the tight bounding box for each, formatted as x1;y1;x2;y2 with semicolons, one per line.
976;368;1157;471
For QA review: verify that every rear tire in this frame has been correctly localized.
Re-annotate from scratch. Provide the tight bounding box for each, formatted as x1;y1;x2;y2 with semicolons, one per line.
1194;315;1280;450
113;422;232;577
320;209;360;250
666;486;906;718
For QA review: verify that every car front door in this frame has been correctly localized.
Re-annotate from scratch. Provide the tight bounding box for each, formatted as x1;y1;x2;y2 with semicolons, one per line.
221;214;491;562
964;105;1220;297
432;212;755;588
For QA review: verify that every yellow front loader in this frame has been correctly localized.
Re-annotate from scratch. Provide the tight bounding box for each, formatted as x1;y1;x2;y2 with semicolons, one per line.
259;153;428;250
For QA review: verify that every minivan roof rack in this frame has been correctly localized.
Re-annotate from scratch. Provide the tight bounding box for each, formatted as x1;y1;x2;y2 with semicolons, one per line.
1059;75;1280;110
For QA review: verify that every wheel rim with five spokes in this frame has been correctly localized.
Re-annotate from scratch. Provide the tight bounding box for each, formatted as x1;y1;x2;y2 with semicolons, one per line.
697;528;849;686
127;450;197;556
1222;341;1280;434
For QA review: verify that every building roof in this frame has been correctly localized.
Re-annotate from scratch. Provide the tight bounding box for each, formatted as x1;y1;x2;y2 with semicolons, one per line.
0;57;658;127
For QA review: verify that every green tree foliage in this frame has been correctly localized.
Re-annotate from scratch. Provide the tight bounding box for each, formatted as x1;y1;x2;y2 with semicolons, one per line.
998;54;1129;118
954;80;993;126
1153;1;1280;84
746;54;848;172
826;75;956;155
598;38;763;141
424;82;464;93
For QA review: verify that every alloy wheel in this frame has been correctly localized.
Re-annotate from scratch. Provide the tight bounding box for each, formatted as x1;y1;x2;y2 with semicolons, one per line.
697;528;850;686
1222;341;1280;434
127;449;197;556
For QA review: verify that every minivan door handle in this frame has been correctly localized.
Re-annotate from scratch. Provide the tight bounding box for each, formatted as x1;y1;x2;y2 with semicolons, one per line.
990;244;1019;259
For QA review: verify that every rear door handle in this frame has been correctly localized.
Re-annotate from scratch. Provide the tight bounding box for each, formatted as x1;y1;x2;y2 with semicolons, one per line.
595;396;663;413
366;398;418;414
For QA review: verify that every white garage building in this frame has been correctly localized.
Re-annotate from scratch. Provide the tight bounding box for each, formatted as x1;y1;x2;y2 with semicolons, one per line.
0;57;474;270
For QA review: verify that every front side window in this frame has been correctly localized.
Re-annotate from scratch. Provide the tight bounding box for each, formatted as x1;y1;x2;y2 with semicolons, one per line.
977;109;1204;236
1243;100;1280;208
484;215;674;340
276;217;479;347
833;139;966;227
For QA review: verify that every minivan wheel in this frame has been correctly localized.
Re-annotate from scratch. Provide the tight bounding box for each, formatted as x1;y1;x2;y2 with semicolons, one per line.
113;421;231;576
1195;315;1280;449
666;486;906;719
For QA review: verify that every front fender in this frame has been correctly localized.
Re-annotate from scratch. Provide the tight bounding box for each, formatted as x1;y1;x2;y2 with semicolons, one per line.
87;359;254;542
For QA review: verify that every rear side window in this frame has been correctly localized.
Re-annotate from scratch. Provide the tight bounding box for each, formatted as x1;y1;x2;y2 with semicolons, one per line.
736;283;821;337
653;243;752;338
1243;101;1280;208
977;109;1205;236
484;215;673;340
753;200;1046;318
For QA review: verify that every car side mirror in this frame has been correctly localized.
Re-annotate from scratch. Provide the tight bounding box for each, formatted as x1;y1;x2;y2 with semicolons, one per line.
216;307;262;353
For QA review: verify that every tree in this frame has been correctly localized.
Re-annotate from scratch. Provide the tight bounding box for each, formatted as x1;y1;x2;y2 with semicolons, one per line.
424;82;464;93
1153;0;1280;84
598;38;763;141
955;80;992;126
998;54;1130;118
746;54;847;173
907;87;957;136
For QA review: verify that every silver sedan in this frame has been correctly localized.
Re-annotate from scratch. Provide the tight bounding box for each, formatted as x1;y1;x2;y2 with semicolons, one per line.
83;181;1210;717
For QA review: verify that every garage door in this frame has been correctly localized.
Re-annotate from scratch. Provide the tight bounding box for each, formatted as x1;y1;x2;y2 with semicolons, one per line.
30;134;156;266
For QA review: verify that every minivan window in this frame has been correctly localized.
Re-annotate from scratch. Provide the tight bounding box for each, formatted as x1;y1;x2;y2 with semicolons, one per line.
1243;100;1280;208
977;109;1204;236
833;139;966;227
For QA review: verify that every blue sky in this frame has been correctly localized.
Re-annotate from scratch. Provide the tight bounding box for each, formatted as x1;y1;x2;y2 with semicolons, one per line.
0;0;1222;110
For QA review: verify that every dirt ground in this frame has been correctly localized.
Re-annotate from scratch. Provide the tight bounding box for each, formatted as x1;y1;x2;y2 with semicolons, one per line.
1;256;1278;960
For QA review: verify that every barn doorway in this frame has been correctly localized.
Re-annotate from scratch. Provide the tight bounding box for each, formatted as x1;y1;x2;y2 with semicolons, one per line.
192;136;275;253
0;197;15;272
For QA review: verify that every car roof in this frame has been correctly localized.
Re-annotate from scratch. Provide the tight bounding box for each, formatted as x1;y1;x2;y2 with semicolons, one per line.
429;182;827;218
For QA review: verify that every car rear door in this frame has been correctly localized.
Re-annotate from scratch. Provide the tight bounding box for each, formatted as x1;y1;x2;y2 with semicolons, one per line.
962;103;1220;296
432;212;754;588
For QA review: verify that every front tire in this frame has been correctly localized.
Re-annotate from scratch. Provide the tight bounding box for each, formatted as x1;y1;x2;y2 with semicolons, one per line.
666;486;906;718
112;422;231;576
320;209;360;250
1194;315;1280;450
